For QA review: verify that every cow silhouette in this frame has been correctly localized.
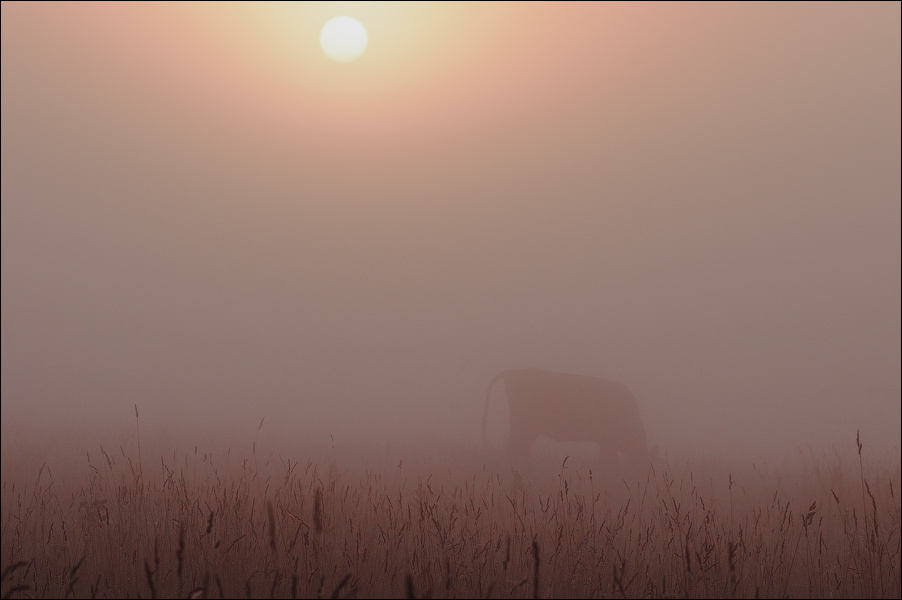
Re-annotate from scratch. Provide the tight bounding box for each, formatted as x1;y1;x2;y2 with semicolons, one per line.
483;368;649;471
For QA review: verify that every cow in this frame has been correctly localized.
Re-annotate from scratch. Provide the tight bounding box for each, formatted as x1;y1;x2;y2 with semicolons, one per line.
482;368;649;472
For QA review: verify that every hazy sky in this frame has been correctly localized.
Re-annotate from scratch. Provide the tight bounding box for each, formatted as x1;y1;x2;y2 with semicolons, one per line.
2;2;900;458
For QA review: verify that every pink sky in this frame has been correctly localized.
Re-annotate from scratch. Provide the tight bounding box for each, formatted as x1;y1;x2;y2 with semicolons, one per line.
2;2;900;458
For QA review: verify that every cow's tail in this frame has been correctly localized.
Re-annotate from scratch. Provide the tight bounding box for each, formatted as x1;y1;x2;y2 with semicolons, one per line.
482;370;511;448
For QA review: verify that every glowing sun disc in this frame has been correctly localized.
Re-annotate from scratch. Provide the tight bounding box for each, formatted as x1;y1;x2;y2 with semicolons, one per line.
320;16;368;62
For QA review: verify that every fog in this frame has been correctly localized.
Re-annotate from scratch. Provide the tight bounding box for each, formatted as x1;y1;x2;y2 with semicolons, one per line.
2;2;899;462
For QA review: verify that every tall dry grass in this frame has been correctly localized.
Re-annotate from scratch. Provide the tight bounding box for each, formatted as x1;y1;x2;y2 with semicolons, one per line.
1;436;899;598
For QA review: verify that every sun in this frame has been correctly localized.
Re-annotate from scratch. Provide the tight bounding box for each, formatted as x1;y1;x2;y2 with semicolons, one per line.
320;16;368;62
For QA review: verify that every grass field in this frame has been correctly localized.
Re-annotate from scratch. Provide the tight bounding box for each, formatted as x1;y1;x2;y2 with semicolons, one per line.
2;434;899;598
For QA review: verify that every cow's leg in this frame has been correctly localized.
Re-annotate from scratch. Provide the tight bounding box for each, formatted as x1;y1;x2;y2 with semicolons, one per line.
507;430;533;466
595;440;622;481
506;430;534;491
621;445;650;480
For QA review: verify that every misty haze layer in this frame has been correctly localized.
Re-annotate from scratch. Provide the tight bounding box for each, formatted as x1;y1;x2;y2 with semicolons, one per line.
2;2;899;459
